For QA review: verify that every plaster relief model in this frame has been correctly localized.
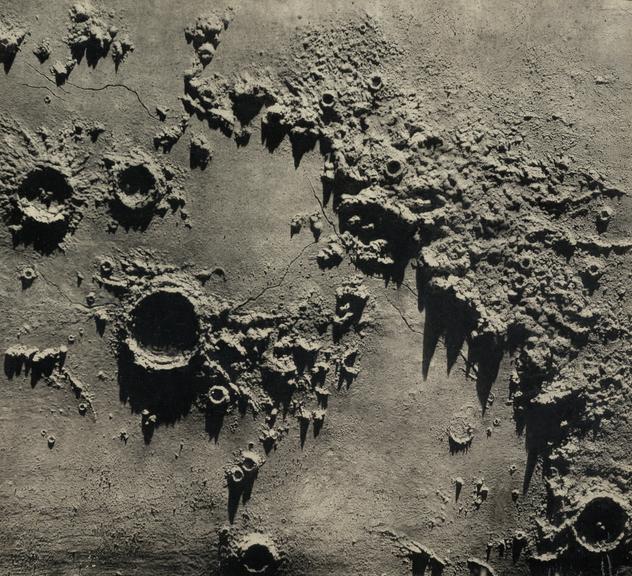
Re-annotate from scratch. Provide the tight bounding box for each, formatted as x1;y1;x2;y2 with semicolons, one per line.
1;2;632;576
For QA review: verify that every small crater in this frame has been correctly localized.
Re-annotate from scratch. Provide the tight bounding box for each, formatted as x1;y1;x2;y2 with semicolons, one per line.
238;534;280;575
116;164;157;211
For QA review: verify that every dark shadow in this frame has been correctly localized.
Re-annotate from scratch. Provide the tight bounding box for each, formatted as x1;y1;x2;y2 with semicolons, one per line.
522;446;538;496
227;482;243;524
299;417;309;448
260;368;296;417
117;346;207;443
444;304;468;375
421;294;444;380
416;265;503;412
107;201;171;233
313;417;323;438
292;346;318;374
70;38;111;69
261;121;286;154
205;115;234;139
241;472;257;504
227;469;259;523
410;550;444;576
320;174;334;207
95;314;107;336
235;128;251;147
519;391;588;495
261;435;276;455
190;147;210;170
8;221;70;254
448;436;472;455
205;410;225;443
231;94;267;126
2;52;17;73
467;333;504;412
4;354;23;379
0;34;25;73
337;368;357;390
411;553;430;576
30;361;59;387
512;538;526;563
4;348;65;386
289;130;318;168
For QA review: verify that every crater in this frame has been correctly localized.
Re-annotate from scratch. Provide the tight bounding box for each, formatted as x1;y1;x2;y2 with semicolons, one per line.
17;165;73;226
573;494;628;553
238;535;279;575
115;163;158;211
127;288;200;371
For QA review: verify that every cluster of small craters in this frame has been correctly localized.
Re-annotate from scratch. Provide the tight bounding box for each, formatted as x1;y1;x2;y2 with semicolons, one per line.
93;251;370;463
172;13;632;569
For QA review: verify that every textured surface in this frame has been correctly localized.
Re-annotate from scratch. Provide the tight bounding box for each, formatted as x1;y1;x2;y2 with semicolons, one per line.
1;2;632;575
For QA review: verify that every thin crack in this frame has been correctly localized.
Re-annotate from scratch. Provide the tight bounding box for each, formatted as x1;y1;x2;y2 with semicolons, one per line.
65;80;158;120
233;241;316;311
306;176;341;239
25;62;69;93
37;270;111;312
385;296;422;335
458;350;478;379
401;280;418;298
19;83;65;100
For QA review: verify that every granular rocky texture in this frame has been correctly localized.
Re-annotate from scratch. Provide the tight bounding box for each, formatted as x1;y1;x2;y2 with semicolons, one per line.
1;2;632;576
93;250;369;455
101;148;186;230
174;14;632;571
65;2;133;70
0;16;27;72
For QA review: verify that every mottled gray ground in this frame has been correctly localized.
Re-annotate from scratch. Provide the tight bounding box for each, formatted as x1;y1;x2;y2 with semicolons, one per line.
1;2;632;576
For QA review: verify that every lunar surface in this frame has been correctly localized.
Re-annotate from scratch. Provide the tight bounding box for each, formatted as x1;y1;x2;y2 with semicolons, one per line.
1;2;632;575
